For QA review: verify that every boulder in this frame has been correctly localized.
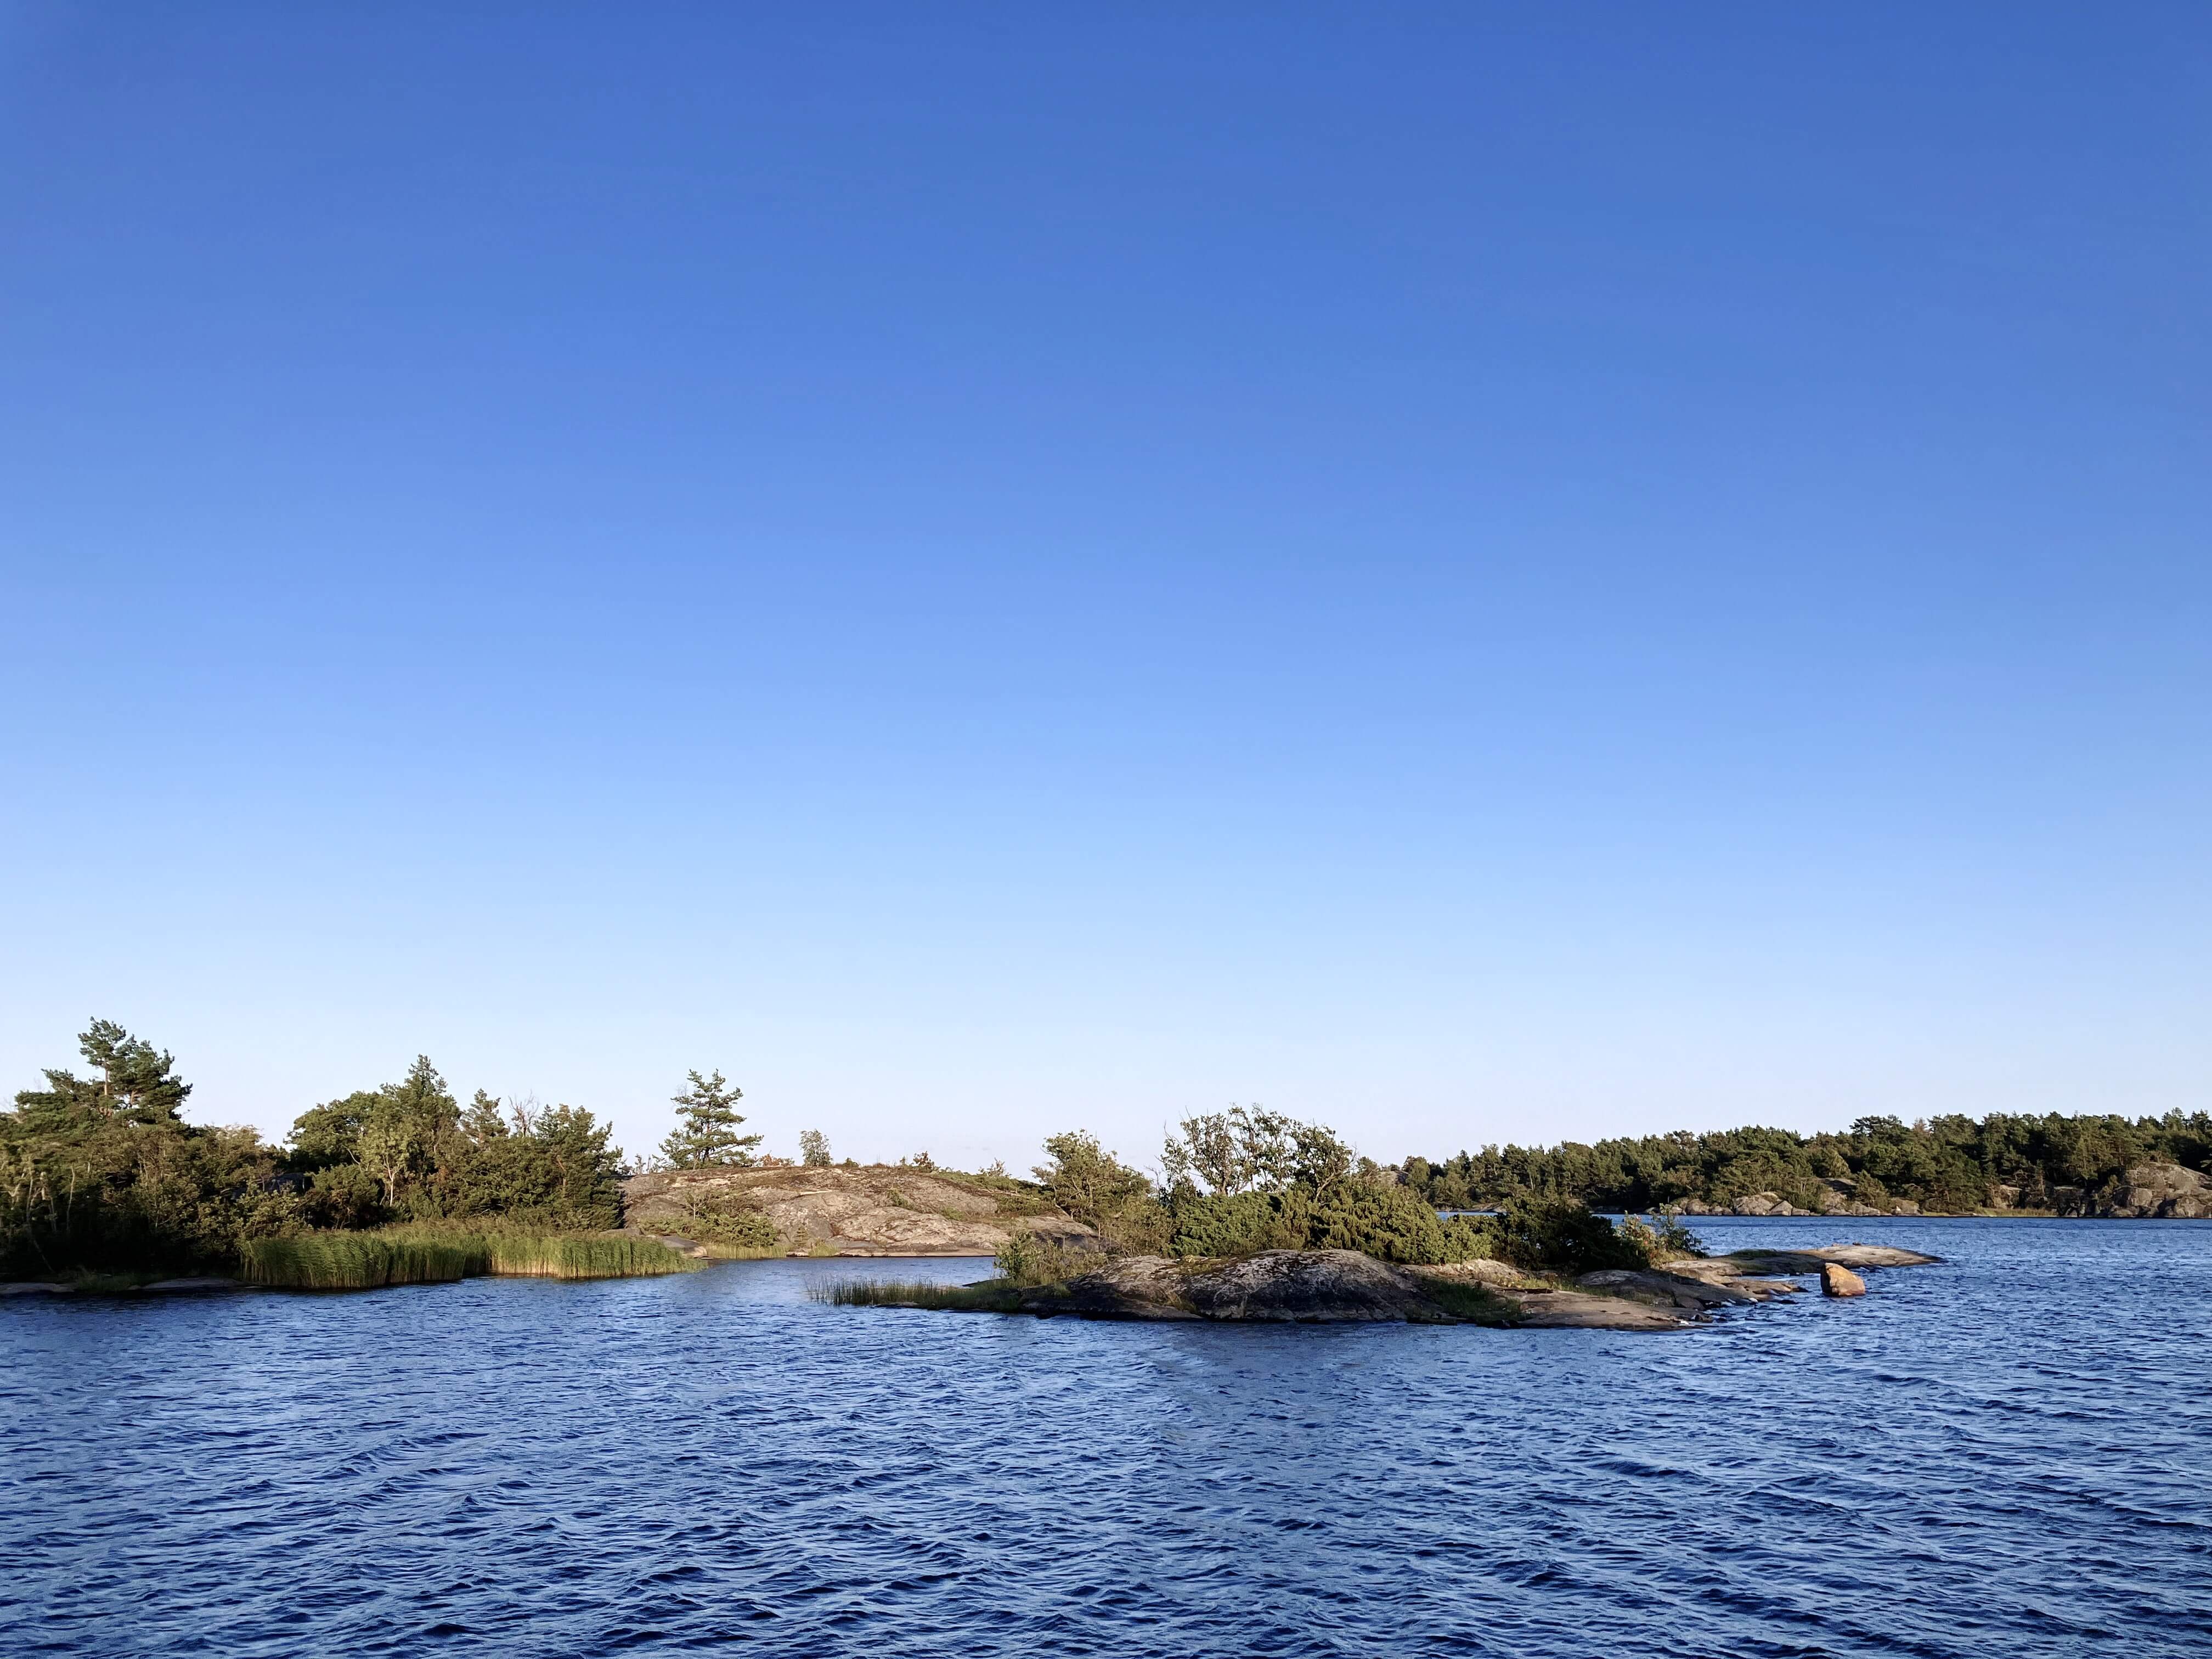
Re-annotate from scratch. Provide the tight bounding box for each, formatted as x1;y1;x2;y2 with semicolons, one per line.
2103;1162;2209;1220
1821;1262;1867;1297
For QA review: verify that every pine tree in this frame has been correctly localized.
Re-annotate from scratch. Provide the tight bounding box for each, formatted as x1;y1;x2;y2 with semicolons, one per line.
12;1018;193;1129
658;1069;761;1169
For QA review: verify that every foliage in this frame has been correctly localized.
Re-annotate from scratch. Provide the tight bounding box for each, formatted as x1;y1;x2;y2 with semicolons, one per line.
1305;1180;1498;1265
12;1019;194;1128
1032;1131;1169;1252
1493;1197;1649;1274
240;1233;482;1289
1616;1212;1706;1264
809;1277;1026;1312
239;1227;695;1290
670;1191;781;1250
1401;1110;2212;1216
1165;1187;1313;1256
3;1021;301;1278
798;1129;832;1167
1161;1104;1354;1197
480;1233;695;1279
1146;1109;1493;1266
991;1231;1088;1285
657;1069;761;1170
285;1073;624;1232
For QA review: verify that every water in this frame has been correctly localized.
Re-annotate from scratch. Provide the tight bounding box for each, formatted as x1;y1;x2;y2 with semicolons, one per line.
4;1218;2209;1657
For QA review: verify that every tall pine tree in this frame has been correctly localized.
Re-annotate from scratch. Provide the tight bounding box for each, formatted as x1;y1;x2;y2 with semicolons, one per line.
658;1069;761;1169
12;1018;193;1129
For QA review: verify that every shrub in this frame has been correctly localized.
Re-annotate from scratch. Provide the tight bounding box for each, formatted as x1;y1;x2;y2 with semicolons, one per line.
992;1232;1087;1286
675;1195;780;1251
1617;1211;1705;1264
1494;1197;1647;1274
1165;1188;1312;1257
1305;1181;1497;1265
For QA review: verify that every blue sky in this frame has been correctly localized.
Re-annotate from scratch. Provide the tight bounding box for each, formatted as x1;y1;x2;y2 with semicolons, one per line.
3;5;2206;1171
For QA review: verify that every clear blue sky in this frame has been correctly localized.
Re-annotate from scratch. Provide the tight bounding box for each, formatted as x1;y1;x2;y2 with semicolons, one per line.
3;4;2206;1171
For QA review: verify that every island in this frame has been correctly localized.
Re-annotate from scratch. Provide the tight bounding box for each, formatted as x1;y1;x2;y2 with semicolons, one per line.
817;1242;1939;1330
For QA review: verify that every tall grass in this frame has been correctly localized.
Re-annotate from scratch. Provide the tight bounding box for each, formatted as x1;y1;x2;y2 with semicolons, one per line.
240;1228;697;1291
240;1234;486;1290
484;1234;696;1280
809;1278;1022;1312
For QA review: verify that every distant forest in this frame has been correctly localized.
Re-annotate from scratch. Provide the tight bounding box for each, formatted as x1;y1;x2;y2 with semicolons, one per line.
1401;1113;2212;1216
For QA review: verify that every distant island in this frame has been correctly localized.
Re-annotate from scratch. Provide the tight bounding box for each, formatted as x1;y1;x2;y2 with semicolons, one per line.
2;1019;2205;1297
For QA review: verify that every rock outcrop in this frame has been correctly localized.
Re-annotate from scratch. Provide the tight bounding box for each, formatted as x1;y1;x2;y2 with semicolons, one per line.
1677;1189;1918;1218
1821;1262;1867;1297
2055;1161;2210;1220
851;1241;1940;1330
622;1164;1098;1256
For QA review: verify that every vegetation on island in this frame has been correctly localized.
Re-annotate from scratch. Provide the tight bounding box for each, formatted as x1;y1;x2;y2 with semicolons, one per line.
3;1020;653;1285
1401;1112;2212;1217
9;1015;2207;1293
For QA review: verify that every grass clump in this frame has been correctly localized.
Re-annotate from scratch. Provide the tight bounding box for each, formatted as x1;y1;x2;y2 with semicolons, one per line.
484;1234;696;1279
241;1234;484;1290
809;1278;1024;1312
992;1231;1090;1286
240;1227;697;1290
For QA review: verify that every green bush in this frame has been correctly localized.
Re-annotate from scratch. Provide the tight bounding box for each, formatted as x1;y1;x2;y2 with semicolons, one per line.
673;1195;780;1250
1305;1181;1497;1264
1617;1212;1705;1264
992;1232;1091;1285
1165;1188;1312;1257
1163;1180;1499;1265
1494;1197;1647;1274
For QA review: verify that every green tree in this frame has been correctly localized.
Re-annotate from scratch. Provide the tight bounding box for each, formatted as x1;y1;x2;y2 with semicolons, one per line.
798;1128;831;1167
1035;1130;1166;1250
658;1069;760;1169
357;1056;458;1207
4;1020;300;1277
14;1018;193;1130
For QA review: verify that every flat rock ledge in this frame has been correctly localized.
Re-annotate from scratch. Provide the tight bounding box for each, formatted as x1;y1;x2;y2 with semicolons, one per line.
858;1243;1940;1330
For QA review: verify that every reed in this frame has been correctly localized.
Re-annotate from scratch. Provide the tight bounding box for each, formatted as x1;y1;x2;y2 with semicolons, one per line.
484;1233;697;1280
808;1277;1022;1312
240;1228;695;1290
240;1234;484;1290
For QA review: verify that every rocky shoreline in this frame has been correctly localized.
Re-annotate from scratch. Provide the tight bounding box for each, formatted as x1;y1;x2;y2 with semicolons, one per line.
1673;1159;2209;1220
844;1243;1939;1330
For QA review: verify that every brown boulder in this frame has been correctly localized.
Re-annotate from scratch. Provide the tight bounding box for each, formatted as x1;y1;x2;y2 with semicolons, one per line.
1821;1262;1867;1297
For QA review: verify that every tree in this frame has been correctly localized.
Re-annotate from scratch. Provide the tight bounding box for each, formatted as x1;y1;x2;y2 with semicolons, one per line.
1035;1130;1166;1252
356;1056;458;1207
14;1018;193;1130
1161;1105;1325;1195
286;1092;377;1170
798;1128;831;1167
658;1069;761;1169
461;1090;510;1145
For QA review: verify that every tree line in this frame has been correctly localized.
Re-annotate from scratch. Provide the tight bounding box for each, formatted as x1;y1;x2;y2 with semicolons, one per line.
10;1017;2208;1280
0;1020;781;1279
1400;1111;2212;1216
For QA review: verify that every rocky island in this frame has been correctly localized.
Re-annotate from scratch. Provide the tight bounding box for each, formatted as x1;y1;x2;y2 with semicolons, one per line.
821;1242;1939;1330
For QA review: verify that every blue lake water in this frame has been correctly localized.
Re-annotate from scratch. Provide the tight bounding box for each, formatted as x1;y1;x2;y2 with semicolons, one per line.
4;1218;2210;1657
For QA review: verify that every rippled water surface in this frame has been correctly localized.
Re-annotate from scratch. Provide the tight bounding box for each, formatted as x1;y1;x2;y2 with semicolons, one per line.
5;1218;2210;1656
